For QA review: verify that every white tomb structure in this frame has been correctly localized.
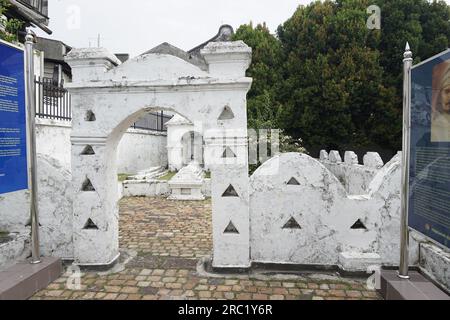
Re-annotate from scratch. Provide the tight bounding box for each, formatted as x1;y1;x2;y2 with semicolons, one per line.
168;161;205;200
165;114;210;200
166;115;206;171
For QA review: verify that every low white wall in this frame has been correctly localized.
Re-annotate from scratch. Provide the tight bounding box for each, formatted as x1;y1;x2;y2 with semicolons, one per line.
249;153;418;270
35;119;168;174
36;118;72;168
0;154;74;265
117;128;167;174
121;178;211;198
419;242;450;292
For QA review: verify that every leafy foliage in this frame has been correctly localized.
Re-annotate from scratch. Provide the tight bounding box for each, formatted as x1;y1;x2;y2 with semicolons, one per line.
0;0;24;43
234;0;450;158
233;23;284;130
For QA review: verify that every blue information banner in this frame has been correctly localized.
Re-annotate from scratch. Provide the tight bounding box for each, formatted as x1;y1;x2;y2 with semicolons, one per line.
0;41;28;194
410;50;450;249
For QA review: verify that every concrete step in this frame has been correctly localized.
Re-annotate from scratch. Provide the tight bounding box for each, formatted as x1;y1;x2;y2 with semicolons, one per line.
379;269;450;300
0;257;62;300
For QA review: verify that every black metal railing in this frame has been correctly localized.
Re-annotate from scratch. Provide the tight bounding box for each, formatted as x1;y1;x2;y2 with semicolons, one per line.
34;76;172;131
35;76;72;121
132;111;172;132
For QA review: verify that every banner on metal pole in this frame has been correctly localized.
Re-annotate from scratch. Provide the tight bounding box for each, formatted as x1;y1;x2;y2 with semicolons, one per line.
410;49;450;249
0;40;28;195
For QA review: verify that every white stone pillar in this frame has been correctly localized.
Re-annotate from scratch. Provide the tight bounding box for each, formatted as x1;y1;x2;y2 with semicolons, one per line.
71;137;119;266
202;41;252;269
66;48;121;266
206;132;250;268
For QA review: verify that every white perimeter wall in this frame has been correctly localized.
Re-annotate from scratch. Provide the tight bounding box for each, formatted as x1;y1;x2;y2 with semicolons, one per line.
117;128;167;174
35;118;168;173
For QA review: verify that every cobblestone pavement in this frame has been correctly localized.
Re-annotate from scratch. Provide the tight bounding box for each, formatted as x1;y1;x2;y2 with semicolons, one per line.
32;197;382;300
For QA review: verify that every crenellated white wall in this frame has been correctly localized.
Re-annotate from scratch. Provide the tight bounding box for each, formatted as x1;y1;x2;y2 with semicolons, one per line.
319;150;386;195
249;152;419;271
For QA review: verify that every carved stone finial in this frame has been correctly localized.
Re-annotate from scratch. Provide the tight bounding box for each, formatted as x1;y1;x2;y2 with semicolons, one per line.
404;42;412;59
25;28;35;44
217;25;234;42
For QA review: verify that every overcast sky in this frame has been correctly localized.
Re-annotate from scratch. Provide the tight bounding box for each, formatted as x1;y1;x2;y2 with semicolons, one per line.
35;0;311;57
36;0;450;58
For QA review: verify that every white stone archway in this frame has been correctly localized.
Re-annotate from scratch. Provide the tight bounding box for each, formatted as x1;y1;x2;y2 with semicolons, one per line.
65;41;253;268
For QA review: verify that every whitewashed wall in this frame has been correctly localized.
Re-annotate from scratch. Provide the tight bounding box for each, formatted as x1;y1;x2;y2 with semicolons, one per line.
36;118;72;168
35;119;167;173
249;152;419;271
319;150;383;195
117;128;167;174
0;154;74;269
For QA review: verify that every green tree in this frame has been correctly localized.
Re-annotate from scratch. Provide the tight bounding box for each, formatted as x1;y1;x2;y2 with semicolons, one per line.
235;0;450;158
233;23;284;130
277;0;398;153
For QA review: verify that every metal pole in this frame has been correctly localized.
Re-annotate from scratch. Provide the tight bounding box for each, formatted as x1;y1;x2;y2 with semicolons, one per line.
25;29;41;264
399;42;412;279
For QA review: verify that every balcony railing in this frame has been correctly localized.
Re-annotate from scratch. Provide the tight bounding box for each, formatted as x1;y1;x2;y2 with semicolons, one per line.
35;76;71;121
17;0;48;17
34;76;172;132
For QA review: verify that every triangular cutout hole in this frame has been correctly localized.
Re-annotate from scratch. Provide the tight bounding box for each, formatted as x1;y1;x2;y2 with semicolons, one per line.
83;218;99;230
85;110;96;122
224;221;239;234
351;219;367;230
287;177;300;185
222;184;239;197
82;178;95;192
218;106;235;120
283;217;302;229
81;145;95;155
222;147;237;158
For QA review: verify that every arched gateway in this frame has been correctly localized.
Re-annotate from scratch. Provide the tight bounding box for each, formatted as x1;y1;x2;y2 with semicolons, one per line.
65;41;253;268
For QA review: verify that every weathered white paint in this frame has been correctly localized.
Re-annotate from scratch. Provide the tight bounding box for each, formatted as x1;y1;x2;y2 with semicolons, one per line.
168;162;205;200
364;152;384;168
122;179;170;197
0;233;30;271
319;150;382;195
36;154;73;259
35;118;167;174
117;128;167;174
249;152;419;271
0;154;74;268
419;242;450;291
65;41;252;266
211;164;250;268
166;114;194;171
338;252;381;272
36;118;72;168
329;150;342;163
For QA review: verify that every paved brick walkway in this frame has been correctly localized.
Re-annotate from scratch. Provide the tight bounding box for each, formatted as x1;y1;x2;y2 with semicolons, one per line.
32;197;381;300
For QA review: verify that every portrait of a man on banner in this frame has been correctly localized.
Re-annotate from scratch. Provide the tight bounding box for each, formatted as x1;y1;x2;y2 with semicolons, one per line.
431;60;450;142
